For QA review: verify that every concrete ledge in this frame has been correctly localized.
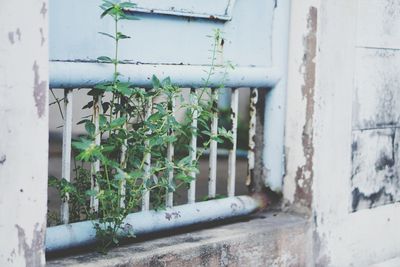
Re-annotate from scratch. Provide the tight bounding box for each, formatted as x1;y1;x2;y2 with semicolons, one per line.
47;212;311;267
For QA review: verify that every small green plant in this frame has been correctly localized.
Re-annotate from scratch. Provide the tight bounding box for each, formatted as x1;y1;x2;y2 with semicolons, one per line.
49;0;234;252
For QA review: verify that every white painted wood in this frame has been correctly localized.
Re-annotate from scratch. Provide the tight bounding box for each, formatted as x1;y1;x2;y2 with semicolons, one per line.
166;96;176;208
90;95;101;212
61;89;73;224
208;88;219;199
227;88;239;197
353;48;400;130
50;0;275;67
188;89;198;204
142;97;153;211
246;88;258;187
0;1;49;265
285;0;400;265
357;0;400;49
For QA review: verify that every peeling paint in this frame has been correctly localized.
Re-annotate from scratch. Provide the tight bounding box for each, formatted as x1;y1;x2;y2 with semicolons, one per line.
0;155;6;165
16;28;21;41
294;7;318;209
40;28;45;46
351;128;400;211
32;61;47;118
8;32;15;44
40;2;47;18
15;223;45;267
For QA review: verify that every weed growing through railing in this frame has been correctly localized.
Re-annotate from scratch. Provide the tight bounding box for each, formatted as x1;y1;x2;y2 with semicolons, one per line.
49;0;233;252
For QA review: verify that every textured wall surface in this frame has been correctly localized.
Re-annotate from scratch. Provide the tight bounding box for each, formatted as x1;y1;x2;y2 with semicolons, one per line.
284;0;400;265
0;0;49;266
351;0;400;211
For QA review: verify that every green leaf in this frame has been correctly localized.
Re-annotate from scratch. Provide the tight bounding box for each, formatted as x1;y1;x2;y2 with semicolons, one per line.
120;13;139;20
85;121;96;136
99;114;107;127
110;116;126;128
129;170;143;179
85;189;98;197
115;83;132;96
162;77;172;87
97;56;113;63
98;32;115;40
151;75;161;89
119;2;137;9
82;101;93;109
100;7;114;18
72;138;93;151
117;32;130;40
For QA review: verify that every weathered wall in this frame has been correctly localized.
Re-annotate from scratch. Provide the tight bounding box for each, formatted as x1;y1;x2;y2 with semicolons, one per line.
284;0;400;265
0;0;49;266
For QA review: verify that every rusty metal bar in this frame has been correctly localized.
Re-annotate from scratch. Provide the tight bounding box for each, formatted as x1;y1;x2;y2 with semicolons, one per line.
247;88;258;187
61;89;73;224
227;88;239;197
188;89;198;204
142;97;153;211
166;96;176;208
208;88;219;199
46;195;261;253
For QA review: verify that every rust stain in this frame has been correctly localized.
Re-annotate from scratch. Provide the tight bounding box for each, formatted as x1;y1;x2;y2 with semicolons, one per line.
15;223;45;266
32;61;47;118
294;7;318;209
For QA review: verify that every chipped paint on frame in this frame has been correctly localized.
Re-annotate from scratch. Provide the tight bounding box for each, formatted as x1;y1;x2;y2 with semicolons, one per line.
293;6;318;209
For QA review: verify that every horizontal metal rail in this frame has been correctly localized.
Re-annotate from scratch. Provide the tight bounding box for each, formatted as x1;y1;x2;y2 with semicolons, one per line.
49;61;281;89
46;196;261;253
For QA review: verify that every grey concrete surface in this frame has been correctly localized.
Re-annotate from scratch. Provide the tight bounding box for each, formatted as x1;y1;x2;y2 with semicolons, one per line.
47;212;311;267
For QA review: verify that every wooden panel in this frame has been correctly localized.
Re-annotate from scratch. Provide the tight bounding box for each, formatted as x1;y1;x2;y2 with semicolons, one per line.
351;128;400;211
353;48;400;130
357;0;400;49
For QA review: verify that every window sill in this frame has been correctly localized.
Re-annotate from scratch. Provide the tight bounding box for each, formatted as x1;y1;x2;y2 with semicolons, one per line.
47;212;311;266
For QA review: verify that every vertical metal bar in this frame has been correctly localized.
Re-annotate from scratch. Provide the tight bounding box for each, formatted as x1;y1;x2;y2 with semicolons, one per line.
166;96;176;208
90;95;101;212
208;88;218;199
188;89;198;204
246;88;258;186
227;88;239;197
61;89;73;224
119;115;127;208
142;96;153;211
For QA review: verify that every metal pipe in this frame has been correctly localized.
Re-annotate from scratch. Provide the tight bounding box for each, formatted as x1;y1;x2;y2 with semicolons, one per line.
208;88;219;199
263;0;291;192
61;89;73;224
187;89;198;204
227;88;239;197
49;62;281;89
46;195;261;253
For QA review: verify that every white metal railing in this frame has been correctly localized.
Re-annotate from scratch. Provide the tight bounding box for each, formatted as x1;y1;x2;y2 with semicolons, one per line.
46;64;280;252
